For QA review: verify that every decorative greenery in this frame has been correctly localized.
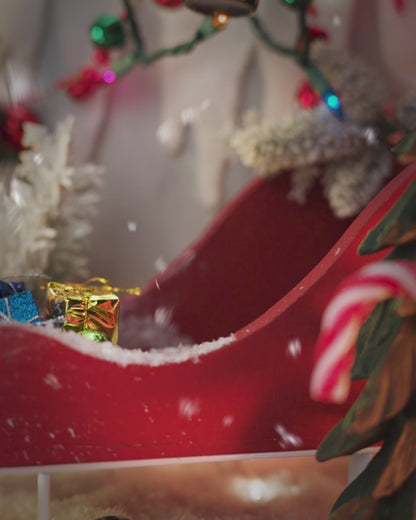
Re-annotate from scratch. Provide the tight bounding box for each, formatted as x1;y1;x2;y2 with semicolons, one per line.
317;177;416;519
392;129;416;159
111;11;224;74
67;0;342;116
249;8;342;118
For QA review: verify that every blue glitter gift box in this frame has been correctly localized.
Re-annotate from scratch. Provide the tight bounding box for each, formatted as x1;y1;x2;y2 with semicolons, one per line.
0;289;42;324
0;280;26;298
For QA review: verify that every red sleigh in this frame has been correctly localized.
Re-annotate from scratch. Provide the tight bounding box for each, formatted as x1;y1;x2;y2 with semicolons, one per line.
1;163;415;514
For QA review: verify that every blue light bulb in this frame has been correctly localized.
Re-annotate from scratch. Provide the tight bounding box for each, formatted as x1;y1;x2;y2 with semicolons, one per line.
323;90;343;119
325;93;340;110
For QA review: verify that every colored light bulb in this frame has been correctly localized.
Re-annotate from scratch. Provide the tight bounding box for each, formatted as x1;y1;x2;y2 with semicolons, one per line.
90;15;126;49
103;70;117;84
323;91;343;119
325;93;340;110
212;12;229;28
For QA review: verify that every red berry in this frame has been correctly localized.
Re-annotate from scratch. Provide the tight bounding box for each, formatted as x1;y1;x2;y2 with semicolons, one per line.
67;81;92;99
80;67;102;83
308;26;329;42
57;67;102;100
93;48;110;66
296;82;321;109
1;104;38;149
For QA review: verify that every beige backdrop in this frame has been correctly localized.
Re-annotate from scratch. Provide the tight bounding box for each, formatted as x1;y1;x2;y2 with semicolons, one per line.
0;0;415;285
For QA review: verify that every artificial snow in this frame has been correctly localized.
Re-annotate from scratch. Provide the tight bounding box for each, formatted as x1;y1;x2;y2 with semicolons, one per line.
178;398;201;420
274;424;303;450
43;373;63;390
120;310;194;350
286;338;302;358
0;320;235;367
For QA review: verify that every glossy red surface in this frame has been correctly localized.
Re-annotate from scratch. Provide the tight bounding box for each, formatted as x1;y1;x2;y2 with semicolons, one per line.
1;165;415;469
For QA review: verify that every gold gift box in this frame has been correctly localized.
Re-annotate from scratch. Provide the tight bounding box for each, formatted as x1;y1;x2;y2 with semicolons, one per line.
45;280;119;344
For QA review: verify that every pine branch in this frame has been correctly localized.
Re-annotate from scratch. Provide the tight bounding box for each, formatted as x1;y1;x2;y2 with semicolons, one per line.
317;177;416;519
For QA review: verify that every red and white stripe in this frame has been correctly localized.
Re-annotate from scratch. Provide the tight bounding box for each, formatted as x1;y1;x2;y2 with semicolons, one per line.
310;260;416;404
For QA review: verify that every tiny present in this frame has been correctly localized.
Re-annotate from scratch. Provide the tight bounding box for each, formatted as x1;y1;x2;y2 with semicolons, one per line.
0;280;42;324
0;280;26;298
45;279;120;343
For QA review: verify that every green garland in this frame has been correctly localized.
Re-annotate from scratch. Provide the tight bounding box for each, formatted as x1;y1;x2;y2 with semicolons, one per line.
102;0;343;117
112;16;223;75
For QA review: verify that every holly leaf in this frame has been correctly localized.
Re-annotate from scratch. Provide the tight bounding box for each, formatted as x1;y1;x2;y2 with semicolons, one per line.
359;178;416;255
330;495;379;520
328;421;401;517
385;469;416;519
331;470;416;520
328;421;416;520
316;416;386;462
353;243;416;381
374;401;416;498
318;317;416;461
352;300;402;380
387;241;416;262
352;318;416;434
392;130;416;159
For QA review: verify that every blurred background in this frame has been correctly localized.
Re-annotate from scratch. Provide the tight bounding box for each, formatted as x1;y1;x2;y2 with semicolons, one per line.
0;455;351;519
0;0;415;286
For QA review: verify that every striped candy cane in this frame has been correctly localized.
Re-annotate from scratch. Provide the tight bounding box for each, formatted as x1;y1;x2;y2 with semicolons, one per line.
310;260;416;404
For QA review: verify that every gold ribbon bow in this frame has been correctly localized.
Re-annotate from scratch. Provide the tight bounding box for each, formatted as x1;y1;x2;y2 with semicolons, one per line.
82;278;141;296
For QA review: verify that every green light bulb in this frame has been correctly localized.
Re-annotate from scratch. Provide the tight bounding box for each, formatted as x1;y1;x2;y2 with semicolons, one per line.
90;15;126;49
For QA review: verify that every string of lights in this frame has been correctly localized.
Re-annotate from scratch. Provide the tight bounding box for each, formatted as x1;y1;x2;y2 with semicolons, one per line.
1;0;341;110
